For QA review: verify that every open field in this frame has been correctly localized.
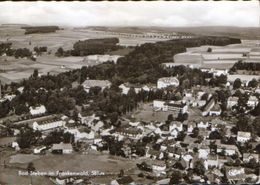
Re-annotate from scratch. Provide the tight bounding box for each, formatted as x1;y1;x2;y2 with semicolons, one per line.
174;40;260;69
0;26;173;84
8;153;136;173
0;150;139;185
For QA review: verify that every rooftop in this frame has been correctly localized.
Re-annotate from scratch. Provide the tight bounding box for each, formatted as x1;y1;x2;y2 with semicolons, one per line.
52;143;73;150
82;79;111;88
158;77;179;84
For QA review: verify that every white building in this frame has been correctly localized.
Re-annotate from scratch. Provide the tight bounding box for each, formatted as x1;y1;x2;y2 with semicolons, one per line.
119;83;156;95
51;142;73;154
227;96;239;109
82;80;111;93
247;96;258;108
198;146;210;159
119;83;142;95
32;118;65;131
217;144;238;156
33;146;46;154
237;131;251;143
151;161;166;176
197;121;209;129
65;127;95;141
243;153;259;163
169;121;183;132
29;105;46;116
209;104;222;116
153;100;188;113
187;122;196;134
84;54;122;64
157;77;179;89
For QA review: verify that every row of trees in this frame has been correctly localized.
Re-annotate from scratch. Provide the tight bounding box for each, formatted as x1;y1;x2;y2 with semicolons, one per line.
230;60;260;72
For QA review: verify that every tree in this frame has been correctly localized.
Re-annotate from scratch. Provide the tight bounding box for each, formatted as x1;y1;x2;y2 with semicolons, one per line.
167;114;174;122
248;78;258;88
169;170;182;184
27;162;36;173
207;47;212;52
32;69;38;78
209;130;222;140
55;47;64;57
233;78;242;89
251;103;260;116
194;160;205;176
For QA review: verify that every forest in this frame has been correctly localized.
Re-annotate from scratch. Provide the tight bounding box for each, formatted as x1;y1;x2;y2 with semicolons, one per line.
21;26;60;34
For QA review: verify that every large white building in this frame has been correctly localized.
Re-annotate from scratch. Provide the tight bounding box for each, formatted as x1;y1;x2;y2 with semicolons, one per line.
153;100;188;113
32;118;65;131
82;80;111;93
157;77;179;89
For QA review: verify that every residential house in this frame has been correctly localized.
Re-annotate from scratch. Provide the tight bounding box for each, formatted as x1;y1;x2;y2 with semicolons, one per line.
207;155;228;169
227;96;239;109
192;99;207;107
225;167;246;182
150;160;167;176
11;141;20;151
207;155;219;168
209;104;222;116
91;120;104;133
82;79;111;93
202;98;215;116
197;121;209;129
182;93;195;105
243;153;259;163
217;144;238;156
247;96;259;108
210;119;226;131
198;145;210;159
157;77;179;89
169;121;183;132
187;122;196;134
237;131;251;143
51;142;73;154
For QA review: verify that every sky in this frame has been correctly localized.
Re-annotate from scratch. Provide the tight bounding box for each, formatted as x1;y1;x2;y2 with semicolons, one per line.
0;1;259;27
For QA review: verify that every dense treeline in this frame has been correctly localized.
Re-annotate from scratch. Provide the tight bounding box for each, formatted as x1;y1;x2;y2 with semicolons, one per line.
0;42;48;60
0;42;12;55
56;37;121;56
230;60;260;72
21;26;60;34
0;36;240;120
